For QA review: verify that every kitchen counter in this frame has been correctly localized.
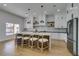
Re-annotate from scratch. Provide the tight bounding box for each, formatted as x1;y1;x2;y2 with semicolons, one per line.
23;28;67;33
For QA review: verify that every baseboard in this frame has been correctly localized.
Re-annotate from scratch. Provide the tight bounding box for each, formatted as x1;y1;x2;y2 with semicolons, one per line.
0;38;14;42
0;35;15;42
51;38;67;43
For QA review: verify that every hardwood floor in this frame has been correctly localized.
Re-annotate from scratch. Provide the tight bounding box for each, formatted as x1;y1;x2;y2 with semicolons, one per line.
0;39;72;56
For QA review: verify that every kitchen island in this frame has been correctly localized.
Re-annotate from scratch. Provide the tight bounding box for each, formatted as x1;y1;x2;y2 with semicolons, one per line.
20;31;52;52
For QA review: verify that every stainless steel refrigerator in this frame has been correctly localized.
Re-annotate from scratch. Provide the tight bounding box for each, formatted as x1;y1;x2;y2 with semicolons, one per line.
67;18;78;56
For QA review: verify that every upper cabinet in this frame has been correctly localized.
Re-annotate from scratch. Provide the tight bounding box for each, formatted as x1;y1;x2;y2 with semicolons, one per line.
55;3;79;28
38;14;46;26
33;13;46;28
24;16;33;29
46;15;55;27
55;13;67;28
66;3;79;22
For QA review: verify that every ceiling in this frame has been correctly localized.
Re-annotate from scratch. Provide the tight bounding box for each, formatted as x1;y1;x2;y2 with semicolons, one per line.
0;3;68;18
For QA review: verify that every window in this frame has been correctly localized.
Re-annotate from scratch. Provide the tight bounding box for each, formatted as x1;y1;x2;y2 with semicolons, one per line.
6;23;20;36
14;24;20;34
6;23;14;35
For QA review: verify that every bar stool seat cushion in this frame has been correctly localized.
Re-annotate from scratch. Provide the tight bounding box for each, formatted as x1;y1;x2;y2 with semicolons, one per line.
23;37;30;40
38;38;48;42
30;37;38;41
17;36;22;39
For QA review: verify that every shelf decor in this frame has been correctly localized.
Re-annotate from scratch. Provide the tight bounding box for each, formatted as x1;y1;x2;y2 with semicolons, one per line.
40;20;44;23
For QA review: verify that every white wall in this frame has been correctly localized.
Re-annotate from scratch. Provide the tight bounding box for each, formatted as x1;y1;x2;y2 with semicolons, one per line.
0;10;24;41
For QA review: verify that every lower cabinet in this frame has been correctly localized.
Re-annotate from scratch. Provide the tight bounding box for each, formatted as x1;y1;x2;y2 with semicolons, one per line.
51;33;67;41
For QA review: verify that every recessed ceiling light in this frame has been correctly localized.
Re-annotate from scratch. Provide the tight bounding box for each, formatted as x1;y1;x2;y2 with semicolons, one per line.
57;9;60;12
53;5;56;7
3;4;7;6
28;8;31;11
41;5;44;8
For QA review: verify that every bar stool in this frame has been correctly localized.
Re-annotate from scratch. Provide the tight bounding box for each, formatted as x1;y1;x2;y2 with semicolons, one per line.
21;34;30;47
15;33;22;46
29;34;39;48
37;35;49;52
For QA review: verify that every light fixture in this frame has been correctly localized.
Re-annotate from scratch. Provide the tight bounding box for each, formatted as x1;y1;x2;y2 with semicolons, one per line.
3;4;7;6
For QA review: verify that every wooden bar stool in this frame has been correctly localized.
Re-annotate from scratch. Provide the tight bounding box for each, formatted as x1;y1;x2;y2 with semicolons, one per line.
15;33;22;46
21;34;30;47
29;34;39;48
37;35;49;52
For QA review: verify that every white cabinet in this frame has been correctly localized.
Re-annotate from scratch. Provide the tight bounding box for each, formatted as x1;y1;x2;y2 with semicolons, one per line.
55;14;67;28
38;14;46;26
72;8;79;18
24;16;33;29
66;3;79;22
51;33;67;41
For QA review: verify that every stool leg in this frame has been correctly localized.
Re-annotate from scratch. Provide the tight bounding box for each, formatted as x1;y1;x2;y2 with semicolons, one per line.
31;40;33;48
21;40;24;47
37;41;39;49
28;40;30;47
41;42;43;53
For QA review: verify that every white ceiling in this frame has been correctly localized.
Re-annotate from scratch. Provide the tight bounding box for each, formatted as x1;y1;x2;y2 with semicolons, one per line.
0;3;68;18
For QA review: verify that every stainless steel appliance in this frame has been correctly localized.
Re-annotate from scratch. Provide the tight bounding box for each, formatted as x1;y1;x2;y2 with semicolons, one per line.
67;18;78;56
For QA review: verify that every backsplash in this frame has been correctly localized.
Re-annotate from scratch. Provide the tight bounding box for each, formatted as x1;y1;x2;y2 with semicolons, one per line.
23;27;67;33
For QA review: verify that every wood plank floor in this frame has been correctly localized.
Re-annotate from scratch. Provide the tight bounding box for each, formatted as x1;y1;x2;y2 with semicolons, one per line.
0;39;72;56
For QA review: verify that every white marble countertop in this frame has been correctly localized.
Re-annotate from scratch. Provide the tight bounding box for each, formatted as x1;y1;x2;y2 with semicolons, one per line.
21;32;51;36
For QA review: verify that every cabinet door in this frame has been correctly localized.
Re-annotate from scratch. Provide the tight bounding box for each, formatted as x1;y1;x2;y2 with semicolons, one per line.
55;15;67;28
51;33;58;39
60;15;67;28
72;8;78;18
55;15;61;28
51;33;67;41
